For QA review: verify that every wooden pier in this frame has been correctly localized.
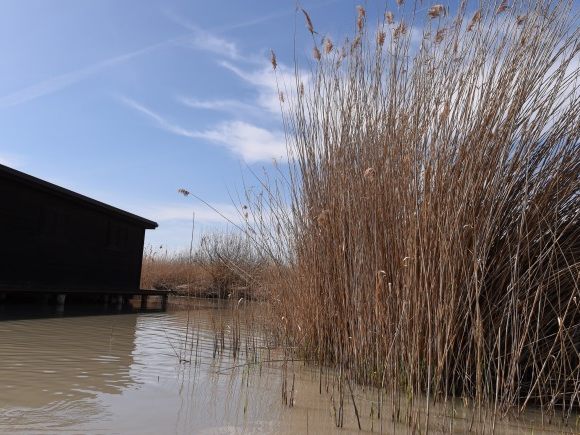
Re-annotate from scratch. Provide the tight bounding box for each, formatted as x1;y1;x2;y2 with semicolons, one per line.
0;287;171;311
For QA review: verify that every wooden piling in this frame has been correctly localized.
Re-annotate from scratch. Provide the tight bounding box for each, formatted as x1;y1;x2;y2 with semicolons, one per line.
140;295;148;310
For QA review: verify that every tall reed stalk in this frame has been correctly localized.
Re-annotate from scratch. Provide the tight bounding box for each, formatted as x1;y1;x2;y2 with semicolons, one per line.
251;0;579;420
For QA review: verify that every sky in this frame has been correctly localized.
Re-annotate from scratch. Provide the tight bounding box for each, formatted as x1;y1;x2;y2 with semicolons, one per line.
0;0;368;251
3;1;575;252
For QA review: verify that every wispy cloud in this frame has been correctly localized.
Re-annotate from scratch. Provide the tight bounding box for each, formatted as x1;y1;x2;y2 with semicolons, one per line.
167;0;340;35
120;96;286;162
219;61;289;115
178;97;260;116
164;11;240;60
114;21;299;164
176;61;291;120
0;38;183;110
119;96;197;138
187;28;239;60
0;16;256;111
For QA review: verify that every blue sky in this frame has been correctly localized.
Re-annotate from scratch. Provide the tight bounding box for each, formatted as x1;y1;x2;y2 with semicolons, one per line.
6;1;571;251
0;0;366;251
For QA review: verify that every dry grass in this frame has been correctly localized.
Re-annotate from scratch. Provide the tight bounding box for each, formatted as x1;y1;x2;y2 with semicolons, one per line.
141;231;266;300
246;0;579;423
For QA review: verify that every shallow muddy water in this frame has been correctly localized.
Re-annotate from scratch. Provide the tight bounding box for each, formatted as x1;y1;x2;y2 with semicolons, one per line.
0;299;576;434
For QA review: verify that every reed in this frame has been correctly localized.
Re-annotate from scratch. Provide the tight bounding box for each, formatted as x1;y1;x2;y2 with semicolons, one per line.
251;0;579;421
141;230;265;300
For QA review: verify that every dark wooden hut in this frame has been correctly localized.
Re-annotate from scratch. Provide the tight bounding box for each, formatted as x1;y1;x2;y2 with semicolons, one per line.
0;163;157;295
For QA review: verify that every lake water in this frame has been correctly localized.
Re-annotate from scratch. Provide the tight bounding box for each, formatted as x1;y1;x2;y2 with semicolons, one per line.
0;298;576;434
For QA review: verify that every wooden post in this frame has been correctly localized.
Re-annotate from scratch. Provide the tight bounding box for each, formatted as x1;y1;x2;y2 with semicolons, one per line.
115;295;123;310
161;294;168;311
56;294;66;314
140;295;148;310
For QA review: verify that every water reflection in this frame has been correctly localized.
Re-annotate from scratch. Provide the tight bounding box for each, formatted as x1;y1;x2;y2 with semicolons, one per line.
0;300;576;434
0;313;137;432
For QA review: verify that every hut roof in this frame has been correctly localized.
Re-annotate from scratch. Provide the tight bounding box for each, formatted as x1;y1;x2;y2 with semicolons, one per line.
0;163;158;229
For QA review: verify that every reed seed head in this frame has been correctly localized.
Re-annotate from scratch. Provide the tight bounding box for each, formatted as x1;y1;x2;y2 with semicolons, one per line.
178;188;190;197
351;35;361;52
435;28;446;44
467;10;481;32
270;49;277;70
313;46;322;61
302;9;315;34
324;37;334;54
440;101;450;121
496;0;508;14
364;167;376;181
377;31;386;47
385;11;394;25
316;209;330;227
357;5;366;31
393;22;408;39
428;4;445;19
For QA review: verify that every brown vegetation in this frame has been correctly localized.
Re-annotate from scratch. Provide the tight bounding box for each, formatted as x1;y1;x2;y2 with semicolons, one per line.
247;0;579;422
141;231;265;300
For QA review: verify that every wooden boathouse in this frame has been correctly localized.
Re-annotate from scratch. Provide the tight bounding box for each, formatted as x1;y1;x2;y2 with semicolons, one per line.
0;163;166;309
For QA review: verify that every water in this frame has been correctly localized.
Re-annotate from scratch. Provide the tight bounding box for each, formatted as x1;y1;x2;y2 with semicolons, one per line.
0;299;576;434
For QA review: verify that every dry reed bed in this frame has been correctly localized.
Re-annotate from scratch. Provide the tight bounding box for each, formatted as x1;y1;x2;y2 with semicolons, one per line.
141;231;266;300
247;0;579;422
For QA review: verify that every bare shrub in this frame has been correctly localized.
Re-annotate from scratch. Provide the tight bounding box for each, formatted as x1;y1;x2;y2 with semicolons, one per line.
196;230;264;299
141;231;265;300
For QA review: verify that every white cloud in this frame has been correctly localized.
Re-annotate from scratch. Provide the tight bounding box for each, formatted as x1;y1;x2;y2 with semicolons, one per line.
193;120;286;162
120;97;286;162
219;61;293;115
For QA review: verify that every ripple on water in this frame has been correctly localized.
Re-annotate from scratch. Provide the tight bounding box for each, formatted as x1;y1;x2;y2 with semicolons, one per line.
0;300;575;434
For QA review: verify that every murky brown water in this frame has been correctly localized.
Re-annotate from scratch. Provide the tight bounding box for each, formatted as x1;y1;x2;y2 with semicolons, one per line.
0;299;576;434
